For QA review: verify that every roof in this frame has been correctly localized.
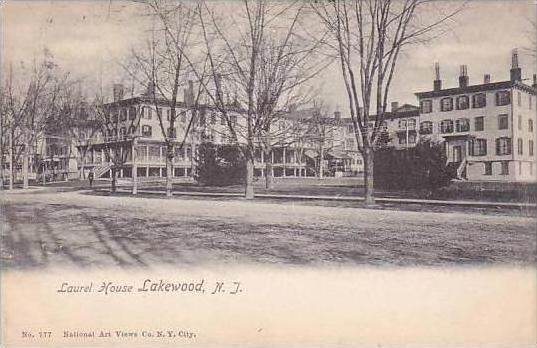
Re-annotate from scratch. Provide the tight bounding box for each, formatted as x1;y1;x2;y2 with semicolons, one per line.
104;94;245;113
415;80;536;99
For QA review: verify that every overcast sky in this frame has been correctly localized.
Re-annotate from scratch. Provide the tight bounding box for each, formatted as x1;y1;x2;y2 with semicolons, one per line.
1;0;536;112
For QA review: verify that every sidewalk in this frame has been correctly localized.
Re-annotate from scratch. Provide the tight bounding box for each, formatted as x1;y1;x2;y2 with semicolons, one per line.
109;187;537;209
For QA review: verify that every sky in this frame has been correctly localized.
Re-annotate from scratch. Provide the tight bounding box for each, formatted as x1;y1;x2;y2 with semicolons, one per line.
1;0;536;113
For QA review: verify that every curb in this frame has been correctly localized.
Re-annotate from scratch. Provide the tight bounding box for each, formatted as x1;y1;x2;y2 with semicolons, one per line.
108;188;536;209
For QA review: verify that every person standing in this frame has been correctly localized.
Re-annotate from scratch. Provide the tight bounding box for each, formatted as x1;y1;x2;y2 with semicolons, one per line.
88;170;94;188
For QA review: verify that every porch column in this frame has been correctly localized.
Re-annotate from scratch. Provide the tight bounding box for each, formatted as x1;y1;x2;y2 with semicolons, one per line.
132;138;138;194
282;148;286;177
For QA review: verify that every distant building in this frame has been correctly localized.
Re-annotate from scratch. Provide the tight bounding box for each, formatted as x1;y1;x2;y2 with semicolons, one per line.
415;50;536;182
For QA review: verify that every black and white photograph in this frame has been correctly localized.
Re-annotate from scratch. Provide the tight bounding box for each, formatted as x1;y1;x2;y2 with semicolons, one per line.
1;0;536;346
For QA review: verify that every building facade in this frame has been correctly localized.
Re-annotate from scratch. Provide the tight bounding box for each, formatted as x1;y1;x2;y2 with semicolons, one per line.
415;51;536;182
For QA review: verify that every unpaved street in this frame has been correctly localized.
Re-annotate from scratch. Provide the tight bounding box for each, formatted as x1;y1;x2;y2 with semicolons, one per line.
1;190;535;269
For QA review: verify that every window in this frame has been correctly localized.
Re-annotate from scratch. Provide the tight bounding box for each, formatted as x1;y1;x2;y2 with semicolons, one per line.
455;118;470;132
419;121;433;134
180;111;186;123
167;127;176;138
398;119;407;130
500;161;509;175
472;93;486;108
518;115;522;130
456;95;469;110
220;114;226;125
120;127;126;137
474;116;484;131
145;107;152;120
517;91;522;106
408;133;416;144
230;115;238;125
210;112;217;125
470;139;487;156
128;126;135;134
440;120;454;133
166;109;171;121
496;137;512;155
518;138;523;155
498;114;509;130
495;91;511;106
142;125;152;137
530;140;534;157
529;119;534;132
407;119;416;129
420;100;432;113
440;97;453;111
347;124;354;133
484;162;493;176
129;107;136;120
120;109;127;121
199;112;206;126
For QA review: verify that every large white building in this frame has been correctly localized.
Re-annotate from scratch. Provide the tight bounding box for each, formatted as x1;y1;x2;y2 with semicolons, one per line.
412;51;536;182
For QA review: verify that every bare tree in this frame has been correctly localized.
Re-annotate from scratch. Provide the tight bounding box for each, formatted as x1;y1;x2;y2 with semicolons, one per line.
193;0;330;198
253;12;331;190
1;50;67;189
125;0;208;197
312;0;464;204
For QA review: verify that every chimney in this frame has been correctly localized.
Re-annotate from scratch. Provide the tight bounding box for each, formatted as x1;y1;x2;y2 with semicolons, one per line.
483;74;491;84
532;74;537;90
391;101;399;112
458;65;469;88
334;111;341;120
113;84;124;102
510;48;522;82
433;62;442;91
146;82;155;96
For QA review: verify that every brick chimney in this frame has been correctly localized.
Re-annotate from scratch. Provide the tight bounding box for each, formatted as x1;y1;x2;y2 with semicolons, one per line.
391;101;399;112
510;48;522;82
459;65;469;88
433;62;442;91
483;74;491;84
113;84;124;102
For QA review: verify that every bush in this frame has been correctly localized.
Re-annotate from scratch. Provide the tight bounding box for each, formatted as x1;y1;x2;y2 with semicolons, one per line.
195;142;245;186
374;139;454;190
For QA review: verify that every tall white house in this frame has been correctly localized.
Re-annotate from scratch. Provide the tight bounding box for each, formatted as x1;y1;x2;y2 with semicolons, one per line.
414;50;536;182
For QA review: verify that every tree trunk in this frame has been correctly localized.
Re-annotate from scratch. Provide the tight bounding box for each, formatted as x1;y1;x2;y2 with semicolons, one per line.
22;139;29;189
132;138;138;195
111;167;117;193
318;144;324;179
363;146;375;205
245;156;254;199
8;132;13;190
264;149;273;190
165;144;174;197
